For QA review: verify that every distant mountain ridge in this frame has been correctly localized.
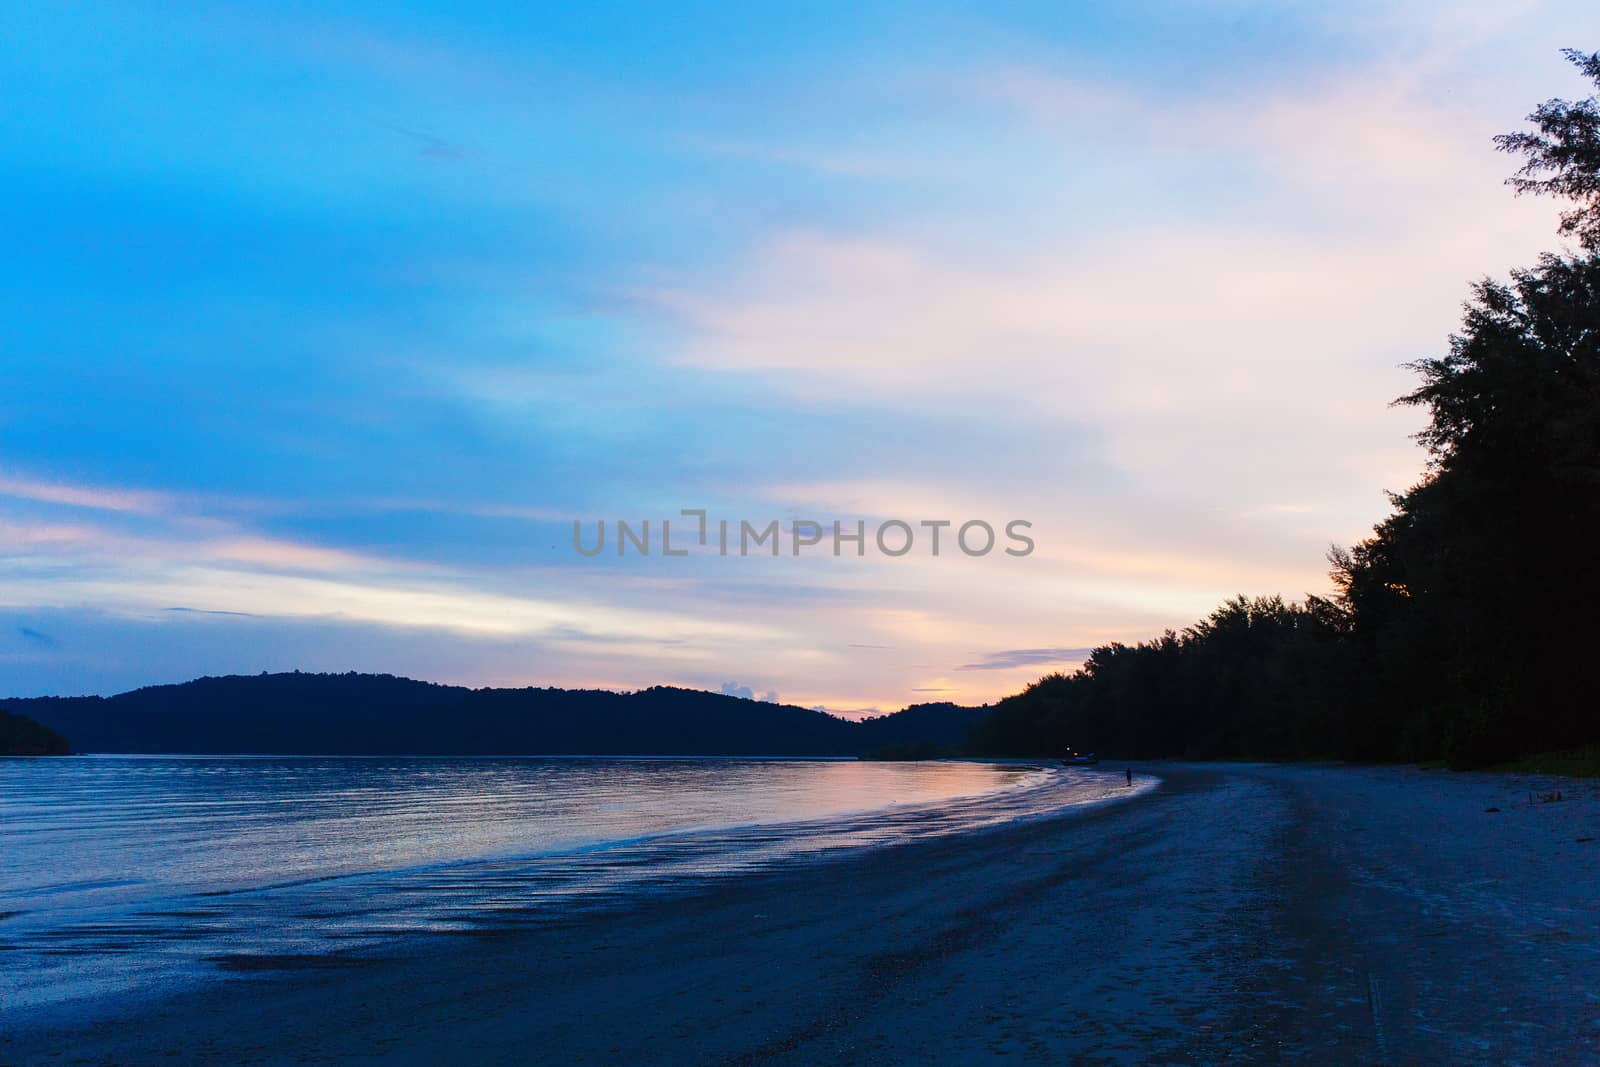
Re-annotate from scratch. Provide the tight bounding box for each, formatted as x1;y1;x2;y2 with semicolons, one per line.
1;672;989;756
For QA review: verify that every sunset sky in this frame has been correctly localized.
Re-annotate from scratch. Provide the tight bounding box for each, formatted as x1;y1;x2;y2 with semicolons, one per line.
3;2;1595;711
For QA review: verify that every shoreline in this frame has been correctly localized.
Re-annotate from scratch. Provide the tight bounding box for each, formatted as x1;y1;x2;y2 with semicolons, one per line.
0;759;1134;1023
6;763;1597;1064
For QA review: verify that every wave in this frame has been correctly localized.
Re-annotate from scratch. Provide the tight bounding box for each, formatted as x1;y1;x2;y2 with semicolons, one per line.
0;757;1149;1013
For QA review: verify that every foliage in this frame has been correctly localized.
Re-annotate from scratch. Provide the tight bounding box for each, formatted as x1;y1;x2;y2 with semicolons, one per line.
977;52;1600;770
1495;50;1600;250
970;596;1356;761
0;709;71;756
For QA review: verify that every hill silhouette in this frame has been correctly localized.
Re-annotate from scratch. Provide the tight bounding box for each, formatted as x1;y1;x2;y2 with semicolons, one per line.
0;672;987;757
0;708;70;755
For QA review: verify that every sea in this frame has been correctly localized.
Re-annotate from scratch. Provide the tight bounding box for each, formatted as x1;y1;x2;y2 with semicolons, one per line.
1;755;1141;1017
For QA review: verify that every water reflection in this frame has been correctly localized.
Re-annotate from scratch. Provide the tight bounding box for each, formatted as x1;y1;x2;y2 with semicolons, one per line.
1;756;1141;1012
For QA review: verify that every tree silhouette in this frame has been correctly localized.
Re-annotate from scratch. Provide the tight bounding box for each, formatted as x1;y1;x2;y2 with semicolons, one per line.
1496;50;1600;250
976;49;1600;769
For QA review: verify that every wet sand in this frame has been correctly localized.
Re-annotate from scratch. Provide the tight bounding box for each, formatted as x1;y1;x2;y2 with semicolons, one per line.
6;763;1597;1064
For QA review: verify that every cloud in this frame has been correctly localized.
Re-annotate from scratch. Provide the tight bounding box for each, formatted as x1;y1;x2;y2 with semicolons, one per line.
166;607;257;618
4;5;1592;713
0;475;172;516
18;626;58;648
958;647;1096;671
813;704;883;720
718;682;780;703
622;48;1574;661
0;472;791;648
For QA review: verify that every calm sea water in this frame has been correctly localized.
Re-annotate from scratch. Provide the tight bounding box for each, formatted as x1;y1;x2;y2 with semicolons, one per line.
1;755;1140;1016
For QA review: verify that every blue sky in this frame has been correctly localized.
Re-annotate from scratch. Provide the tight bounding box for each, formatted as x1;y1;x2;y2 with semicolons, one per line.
2;1;1596;708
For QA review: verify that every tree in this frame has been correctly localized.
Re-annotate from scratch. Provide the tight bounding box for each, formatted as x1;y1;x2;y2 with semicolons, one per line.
1330;52;1600;765
976;50;1600;769
1495;50;1600;250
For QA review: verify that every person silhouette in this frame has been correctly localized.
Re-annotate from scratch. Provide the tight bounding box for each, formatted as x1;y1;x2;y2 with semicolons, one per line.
1125;767;1133;787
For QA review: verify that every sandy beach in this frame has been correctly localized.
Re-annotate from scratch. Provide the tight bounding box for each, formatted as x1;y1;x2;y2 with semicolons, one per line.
6;763;1597;1065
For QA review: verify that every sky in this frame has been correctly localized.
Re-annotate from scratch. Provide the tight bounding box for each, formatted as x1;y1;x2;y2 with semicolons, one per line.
2;1;1597;711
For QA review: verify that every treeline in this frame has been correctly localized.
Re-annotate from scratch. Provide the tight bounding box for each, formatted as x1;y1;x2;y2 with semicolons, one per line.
970;596;1355;761
0;708;71;756
974;51;1600;769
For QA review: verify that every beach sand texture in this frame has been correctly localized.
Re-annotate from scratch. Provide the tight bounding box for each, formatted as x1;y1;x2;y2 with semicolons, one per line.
6;763;1596;1065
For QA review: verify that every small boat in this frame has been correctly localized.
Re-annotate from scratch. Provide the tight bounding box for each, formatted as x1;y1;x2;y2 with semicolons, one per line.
1061;752;1099;766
